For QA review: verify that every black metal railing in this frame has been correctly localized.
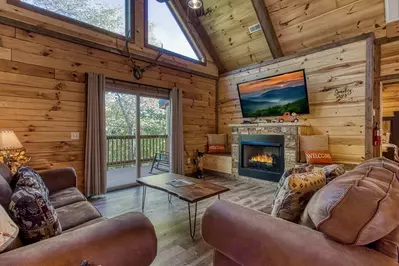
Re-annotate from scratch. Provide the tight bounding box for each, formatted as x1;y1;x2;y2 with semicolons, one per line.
106;135;168;168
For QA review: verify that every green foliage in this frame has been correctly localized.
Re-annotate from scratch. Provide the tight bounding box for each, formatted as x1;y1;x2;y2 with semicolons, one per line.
25;0;162;45
27;0;125;35
246;98;309;117
105;92;168;136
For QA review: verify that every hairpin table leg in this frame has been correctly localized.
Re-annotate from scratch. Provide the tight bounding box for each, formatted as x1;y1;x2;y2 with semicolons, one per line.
141;185;146;212
188;202;198;240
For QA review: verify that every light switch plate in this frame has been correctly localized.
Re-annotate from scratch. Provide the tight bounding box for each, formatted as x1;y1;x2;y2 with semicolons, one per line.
71;132;80;140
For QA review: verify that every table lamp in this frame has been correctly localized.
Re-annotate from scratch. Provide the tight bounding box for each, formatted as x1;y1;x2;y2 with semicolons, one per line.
0;129;27;172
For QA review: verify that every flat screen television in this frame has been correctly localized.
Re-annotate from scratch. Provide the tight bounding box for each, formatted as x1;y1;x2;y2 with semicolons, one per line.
237;69;310;118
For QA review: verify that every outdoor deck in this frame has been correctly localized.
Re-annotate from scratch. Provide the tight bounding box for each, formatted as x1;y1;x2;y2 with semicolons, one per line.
107;165;166;190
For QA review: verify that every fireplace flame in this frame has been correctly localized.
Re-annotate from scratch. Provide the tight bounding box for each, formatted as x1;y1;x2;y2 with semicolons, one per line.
250;154;273;164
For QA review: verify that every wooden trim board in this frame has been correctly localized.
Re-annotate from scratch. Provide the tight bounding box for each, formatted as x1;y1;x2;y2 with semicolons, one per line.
251;0;283;58
365;36;375;160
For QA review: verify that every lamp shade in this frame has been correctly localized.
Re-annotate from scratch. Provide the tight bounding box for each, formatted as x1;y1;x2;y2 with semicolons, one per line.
0;129;23;151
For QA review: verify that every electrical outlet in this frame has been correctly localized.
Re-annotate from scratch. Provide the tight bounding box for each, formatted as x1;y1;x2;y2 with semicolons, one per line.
187;158;191;164
71;132;80;140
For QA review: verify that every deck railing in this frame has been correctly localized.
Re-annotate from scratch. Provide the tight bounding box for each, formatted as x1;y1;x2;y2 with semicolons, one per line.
106;135;168;168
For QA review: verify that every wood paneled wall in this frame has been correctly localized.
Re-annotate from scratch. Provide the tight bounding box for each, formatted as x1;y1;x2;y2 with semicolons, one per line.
218;40;368;164
383;83;399;117
0;24;216;191
265;0;386;55
0;0;218;77
381;40;399;76
199;0;273;72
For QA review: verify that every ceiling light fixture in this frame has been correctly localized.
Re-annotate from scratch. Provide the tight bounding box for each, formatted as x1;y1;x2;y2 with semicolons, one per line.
187;0;203;9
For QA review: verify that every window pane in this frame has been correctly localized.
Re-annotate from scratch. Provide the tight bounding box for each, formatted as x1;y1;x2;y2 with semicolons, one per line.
22;0;126;35
147;1;200;61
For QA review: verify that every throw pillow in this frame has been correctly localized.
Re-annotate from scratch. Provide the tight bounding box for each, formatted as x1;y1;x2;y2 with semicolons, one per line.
299;135;328;163
323;164;345;183
271;169;326;222
304;160;399;245
8;186;62;244
0;205;22;253
207;134;227;153
272;164;314;205
304;150;333;164
14;167;49;199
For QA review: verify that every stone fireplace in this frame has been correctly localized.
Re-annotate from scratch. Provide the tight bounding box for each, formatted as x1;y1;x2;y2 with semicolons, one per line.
231;123;311;186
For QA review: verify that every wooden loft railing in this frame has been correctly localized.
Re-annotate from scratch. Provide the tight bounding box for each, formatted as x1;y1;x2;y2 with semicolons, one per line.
106;135;168;168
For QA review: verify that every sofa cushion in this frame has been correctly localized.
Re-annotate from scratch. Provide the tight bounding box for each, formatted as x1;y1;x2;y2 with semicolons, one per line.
0;205;22;253
306;159;399;245
0;174;12;209
373;226;399;261
271;169;326;222
8;186;62;244
56;201;101;231
0;163;12;184
15;167;49;199
49;187;86;209
64;217;107;233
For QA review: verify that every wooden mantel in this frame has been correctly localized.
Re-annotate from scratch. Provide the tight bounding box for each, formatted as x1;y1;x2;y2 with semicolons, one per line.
229;122;311;128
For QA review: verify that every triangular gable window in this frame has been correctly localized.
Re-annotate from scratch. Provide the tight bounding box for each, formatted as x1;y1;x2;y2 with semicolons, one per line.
146;0;204;62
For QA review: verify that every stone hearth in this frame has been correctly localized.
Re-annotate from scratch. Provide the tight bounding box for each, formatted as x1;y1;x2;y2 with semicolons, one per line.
230;123;311;187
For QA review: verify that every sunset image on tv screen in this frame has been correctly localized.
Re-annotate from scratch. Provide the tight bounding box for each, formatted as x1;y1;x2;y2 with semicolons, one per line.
238;70;310;117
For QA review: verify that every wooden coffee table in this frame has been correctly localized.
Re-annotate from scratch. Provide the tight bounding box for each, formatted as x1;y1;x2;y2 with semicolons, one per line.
137;173;230;239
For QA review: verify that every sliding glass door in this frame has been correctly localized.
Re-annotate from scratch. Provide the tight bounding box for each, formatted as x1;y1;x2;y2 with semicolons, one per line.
139;96;170;178
105;91;138;190
105;80;170;191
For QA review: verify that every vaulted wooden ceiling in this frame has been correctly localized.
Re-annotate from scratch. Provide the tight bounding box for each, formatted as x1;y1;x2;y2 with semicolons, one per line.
198;0;390;72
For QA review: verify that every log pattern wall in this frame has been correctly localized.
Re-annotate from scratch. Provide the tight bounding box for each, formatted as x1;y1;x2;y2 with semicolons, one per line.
0;24;216;191
381;40;399;76
199;0;390;72
265;0;386;55
218;40;368;164
0;0;218;77
383;83;399;117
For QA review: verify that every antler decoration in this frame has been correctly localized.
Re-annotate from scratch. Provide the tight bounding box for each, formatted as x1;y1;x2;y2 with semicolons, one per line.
124;31;164;80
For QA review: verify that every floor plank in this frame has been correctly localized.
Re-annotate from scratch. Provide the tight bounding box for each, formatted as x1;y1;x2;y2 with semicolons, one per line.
90;176;276;266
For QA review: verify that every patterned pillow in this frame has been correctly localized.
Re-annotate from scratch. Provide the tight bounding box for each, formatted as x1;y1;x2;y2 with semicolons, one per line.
271;169;326;222
14;167;49;199
8;186;61;244
272;164;314;205
323;164;345;183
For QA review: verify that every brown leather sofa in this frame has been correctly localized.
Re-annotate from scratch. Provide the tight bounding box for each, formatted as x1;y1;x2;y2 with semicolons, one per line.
202;158;399;266
0;164;157;266
202;201;397;266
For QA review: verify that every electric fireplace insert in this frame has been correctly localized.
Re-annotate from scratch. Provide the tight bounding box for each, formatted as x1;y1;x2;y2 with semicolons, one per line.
238;135;285;182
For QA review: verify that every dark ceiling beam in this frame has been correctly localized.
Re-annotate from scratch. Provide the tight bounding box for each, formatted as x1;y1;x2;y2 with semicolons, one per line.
174;0;226;73
251;0;283;58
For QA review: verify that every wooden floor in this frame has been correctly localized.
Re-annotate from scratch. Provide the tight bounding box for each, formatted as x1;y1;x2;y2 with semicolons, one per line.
91;176;277;266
